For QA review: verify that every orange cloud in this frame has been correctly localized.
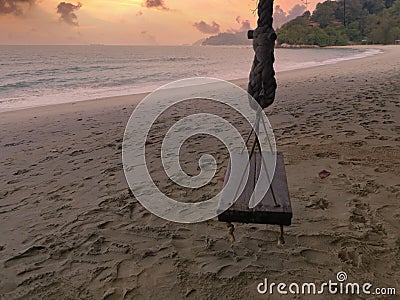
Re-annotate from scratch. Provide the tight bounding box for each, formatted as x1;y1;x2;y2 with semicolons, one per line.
57;2;82;26
193;20;220;34
0;0;35;16
143;0;169;11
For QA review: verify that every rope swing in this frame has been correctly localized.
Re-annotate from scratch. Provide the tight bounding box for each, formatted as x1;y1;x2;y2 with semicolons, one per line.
218;0;292;246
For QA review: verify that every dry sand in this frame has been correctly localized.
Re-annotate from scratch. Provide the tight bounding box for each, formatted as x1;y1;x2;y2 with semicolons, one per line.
0;45;399;299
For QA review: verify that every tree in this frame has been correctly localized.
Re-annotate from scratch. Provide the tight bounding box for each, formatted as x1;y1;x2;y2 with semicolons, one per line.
311;1;339;28
362;0;386;14
276;0;400;46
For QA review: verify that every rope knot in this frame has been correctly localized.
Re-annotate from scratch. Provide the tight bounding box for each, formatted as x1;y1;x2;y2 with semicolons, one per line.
253;27;276;47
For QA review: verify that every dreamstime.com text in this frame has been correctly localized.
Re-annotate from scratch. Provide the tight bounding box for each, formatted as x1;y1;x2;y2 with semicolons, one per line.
257;272;396;296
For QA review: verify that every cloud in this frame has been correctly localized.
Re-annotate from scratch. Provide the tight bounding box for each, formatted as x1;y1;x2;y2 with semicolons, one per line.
0;0;35;16
273;5;287;29
287;4;307;19
193;21;220;34
238;19;251;32
235;16;251;32
143;0;169;10
273;4;306;29
141;30;157;45
57;2;82;26
226;16;251;34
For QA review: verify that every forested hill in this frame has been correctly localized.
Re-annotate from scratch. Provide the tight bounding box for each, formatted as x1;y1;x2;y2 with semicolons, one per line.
276;0;400;46
201;32;251;46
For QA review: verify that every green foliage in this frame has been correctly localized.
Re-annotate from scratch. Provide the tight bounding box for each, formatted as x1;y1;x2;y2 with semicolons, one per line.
276;0;400;46
311;1;339;28
325;25;350;45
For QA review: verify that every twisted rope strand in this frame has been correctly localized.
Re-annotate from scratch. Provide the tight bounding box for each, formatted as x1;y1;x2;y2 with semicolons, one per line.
248;0;277;109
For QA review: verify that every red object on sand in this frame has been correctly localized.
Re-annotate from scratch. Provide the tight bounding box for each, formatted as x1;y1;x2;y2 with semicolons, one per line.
319;170;331;179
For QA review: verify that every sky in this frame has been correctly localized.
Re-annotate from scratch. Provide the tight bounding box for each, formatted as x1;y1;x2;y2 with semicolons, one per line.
0;0;320;45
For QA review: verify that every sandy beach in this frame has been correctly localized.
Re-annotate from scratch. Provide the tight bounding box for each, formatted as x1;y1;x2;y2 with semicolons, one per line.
0;45;399;299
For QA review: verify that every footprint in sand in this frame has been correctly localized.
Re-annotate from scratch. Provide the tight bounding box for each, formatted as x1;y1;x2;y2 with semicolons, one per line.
347;199;386;235
69;150;85;157
376;205;400;231
13;168;30;175
351;140;367;148
348;180;381;197
300;249;333;266
343;130;356;137
320;135;333;140
305;197;330;210
391;126;400;134
365;135;378;140
378;136;390;141
338;246;368;269
4;245;47;269
349;207;367;224
315;151;339;159
87;236;107;255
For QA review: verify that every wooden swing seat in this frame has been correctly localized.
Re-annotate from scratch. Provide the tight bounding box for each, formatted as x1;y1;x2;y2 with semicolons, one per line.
218;151;292;226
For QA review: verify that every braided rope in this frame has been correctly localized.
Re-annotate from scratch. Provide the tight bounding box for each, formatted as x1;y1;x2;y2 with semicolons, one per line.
248;0;277;109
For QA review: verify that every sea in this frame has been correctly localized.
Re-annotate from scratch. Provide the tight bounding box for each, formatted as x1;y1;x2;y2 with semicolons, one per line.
0;45;382;112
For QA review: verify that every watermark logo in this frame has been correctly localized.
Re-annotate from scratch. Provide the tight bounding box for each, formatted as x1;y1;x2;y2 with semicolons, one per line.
336;271;348;282
122;77;276;223
257;272;396;296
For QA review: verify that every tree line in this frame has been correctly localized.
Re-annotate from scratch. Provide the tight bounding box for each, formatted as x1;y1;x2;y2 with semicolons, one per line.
276;0;400;46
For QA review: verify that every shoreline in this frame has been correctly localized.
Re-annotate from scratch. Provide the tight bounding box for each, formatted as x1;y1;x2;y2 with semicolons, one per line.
1;45;399;299
0;45;386;115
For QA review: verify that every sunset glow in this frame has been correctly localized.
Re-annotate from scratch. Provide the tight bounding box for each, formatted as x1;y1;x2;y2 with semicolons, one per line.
0;0;320;45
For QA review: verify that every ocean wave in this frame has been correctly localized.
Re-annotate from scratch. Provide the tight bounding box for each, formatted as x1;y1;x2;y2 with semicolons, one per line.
135;56;202;63
0;46;383;112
